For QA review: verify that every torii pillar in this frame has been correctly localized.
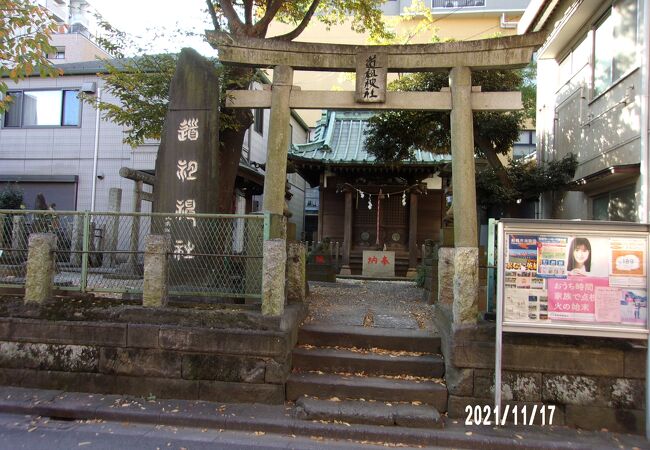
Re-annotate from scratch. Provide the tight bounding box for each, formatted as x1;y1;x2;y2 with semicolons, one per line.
261;65;293;316
450;66;478;325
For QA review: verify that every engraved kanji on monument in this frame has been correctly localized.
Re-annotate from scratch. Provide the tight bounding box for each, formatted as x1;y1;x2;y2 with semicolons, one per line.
152;48;220;283
355;51;387;103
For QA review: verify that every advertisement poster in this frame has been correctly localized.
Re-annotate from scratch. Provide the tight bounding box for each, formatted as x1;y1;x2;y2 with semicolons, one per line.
507;235;538;272
503;232;647;328
609;238;646;287
537;236;568;278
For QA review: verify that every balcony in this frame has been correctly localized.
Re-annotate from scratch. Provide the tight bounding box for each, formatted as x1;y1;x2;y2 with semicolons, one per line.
432;0;486;8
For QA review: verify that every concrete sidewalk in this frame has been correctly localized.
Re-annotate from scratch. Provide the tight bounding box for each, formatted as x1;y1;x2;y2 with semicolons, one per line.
0;386;646;449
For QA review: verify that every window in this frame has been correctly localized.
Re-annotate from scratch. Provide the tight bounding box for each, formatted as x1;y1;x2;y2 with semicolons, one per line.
2;89;80;128
253;108;264;135
48;47;65;59
592;186;637;221
513;130;536;160
593;0;638;97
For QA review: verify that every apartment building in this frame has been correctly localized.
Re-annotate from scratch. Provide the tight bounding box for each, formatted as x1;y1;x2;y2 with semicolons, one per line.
521;0;649;222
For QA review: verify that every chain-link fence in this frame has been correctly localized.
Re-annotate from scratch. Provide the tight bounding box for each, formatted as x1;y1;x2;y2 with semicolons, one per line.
0;210;264;300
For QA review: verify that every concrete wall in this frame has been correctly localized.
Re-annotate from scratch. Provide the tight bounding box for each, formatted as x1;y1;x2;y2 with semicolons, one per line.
49;34;111;64
0;75;145;215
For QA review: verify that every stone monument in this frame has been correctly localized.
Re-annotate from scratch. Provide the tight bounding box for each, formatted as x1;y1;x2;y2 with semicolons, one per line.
153;48;221;287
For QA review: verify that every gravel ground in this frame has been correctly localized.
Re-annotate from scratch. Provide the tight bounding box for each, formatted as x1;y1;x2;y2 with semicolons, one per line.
303;279;435;331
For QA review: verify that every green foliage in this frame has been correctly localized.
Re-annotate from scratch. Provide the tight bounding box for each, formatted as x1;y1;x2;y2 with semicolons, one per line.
476;153;578;208
520;61;537;124
0;0;62;112
85;21;260;147
88;1;390;147
258;0;391;41
364;70;525;161
0;183;23;210
82;54;177;147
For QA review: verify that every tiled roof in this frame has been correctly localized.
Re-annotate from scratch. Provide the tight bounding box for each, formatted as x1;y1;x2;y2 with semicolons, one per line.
290;111;449;165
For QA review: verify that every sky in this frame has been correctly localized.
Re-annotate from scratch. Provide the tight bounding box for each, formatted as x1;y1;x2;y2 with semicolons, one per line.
89;0;217;56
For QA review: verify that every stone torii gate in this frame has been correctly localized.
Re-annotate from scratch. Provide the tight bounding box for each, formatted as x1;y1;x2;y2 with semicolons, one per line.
210;31;545;319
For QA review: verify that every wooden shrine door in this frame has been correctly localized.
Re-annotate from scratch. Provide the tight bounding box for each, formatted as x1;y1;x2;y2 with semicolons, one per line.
352;191;408;250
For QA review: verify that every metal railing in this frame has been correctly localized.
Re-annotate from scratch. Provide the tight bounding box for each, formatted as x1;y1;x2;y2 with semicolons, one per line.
432;0;486;8
0;210;264;300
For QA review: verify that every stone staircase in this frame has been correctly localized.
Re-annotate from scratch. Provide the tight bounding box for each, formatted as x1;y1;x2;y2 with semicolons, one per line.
287;324;447;428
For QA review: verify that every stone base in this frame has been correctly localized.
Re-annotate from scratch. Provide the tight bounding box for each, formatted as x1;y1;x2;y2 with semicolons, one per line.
405;267;418;279
338;265;351;276
307;263;336;282
0;297;306;404
433;305;647;434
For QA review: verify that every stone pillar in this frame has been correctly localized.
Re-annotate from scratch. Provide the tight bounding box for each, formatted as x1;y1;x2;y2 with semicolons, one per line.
450;67;477;247
406;192;419;278
261;65;293;317
437;247;455;308
340;190;353;275
262;238;287;316
102;188;122;268
70;215;83;267
453;247;478;323
11;215;25;252
143;234;171;307
127;181;142;270
287;241;306;304
24;233;56;304
244;216;263;301
450;66;479;325
262;65;294;216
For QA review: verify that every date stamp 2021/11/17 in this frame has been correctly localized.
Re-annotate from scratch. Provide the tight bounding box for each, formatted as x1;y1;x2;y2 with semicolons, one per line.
465;404;556;426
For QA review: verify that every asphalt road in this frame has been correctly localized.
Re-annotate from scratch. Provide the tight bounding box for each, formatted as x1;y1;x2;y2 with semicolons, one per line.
0;412;432;450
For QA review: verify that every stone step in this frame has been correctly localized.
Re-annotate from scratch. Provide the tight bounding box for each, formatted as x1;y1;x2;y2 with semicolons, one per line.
292;347;444;378
287;372;448;412
295;397;443;428
298;324;440;353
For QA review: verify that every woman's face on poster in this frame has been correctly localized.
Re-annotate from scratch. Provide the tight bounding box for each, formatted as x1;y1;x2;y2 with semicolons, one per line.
573;244;590;266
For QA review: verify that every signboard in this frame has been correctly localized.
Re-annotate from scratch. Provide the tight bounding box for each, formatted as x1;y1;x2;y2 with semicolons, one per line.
494;220;650;437
362;250;395;277
498;219;650;339
355;52;387;103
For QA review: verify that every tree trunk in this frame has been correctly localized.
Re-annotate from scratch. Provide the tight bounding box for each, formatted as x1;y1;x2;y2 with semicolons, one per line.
476;135;512;189
216;108;251;213
214;67;254;214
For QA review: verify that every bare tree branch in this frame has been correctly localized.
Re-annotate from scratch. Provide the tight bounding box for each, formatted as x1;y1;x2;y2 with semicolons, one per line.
205;0;221;31
251;0;284;37
219;0;245;34
243;0;253;26
270;0;321;41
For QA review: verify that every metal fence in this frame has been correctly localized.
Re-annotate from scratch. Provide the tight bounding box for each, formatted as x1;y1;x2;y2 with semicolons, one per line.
0;210;264;300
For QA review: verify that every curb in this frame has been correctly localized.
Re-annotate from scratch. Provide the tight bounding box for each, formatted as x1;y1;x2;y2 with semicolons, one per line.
0;387;633;449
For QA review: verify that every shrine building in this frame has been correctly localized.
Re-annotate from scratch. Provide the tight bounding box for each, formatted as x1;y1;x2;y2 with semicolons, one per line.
289;110;449;277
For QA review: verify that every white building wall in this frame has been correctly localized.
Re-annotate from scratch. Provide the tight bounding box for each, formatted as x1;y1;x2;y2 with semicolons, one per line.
0;73;310;225
536;0;644;221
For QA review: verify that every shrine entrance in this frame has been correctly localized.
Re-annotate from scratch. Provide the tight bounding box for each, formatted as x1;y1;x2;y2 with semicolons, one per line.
210;30;545;323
